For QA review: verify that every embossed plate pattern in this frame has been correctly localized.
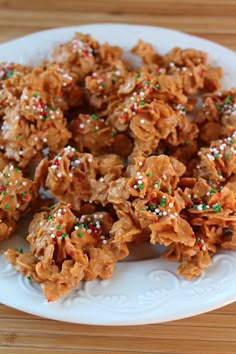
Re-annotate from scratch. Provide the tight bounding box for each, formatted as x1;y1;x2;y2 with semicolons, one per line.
0;24;236;325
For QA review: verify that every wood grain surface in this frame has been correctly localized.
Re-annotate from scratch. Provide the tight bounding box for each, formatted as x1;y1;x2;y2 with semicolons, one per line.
0;1;236;353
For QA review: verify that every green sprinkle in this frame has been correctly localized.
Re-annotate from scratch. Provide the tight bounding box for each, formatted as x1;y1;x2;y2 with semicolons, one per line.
193;205;198;209
202;204;208;210
224;95;232;105
5;181;10;186
216;104;222;111
41;116;47;121
224;153;230;158
21;191;28;196
217;170;222;175
141;207;145;211
51;106;57;111
135;73;140;78
184;140;190;145
149;204;157;211
10;194;15;198
5;204;10;210
146;172;151;177
2;191;6;195
15;134;20;139
229;138;234;144
155;181;160;188
4;173;10;178
77;231;83;237
17;247;23;253
166;188;170;193
145;80;150;85
14;168;20;172
101;83;106;88
32;93;38;98
213;153;220;158
56;225;61;229
91;114;98;120
213;203;221;212
6;69;14;78
61;233;68;238
47;215;52;221
93;127;99;132
50;205;55;210
156;84;161;90
196;237;201;242
209;189;215;194
140;101;145;105
110;131;116;137
138;183;144;190
160;197;166;207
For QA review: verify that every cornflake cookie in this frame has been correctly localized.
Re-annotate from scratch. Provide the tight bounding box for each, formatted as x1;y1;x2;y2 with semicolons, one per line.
2;32;236;301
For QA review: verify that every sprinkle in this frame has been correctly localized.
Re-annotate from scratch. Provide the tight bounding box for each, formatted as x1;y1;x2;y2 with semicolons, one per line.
91;114;98;120
110;131;116;137
146;172;151;177
77;232;83;237
184;140;190;145
224;95;232;105
212;203;221;212
61;233;68;238
5;204;10;210
17;247;23;253
160;197;166;207
136;73;140;78
138;161;143;166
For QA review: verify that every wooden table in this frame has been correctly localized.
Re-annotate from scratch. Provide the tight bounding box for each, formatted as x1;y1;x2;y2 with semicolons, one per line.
0;1;236;353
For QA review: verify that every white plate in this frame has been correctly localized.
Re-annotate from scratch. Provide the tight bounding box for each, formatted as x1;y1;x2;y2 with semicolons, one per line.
0;24;236;325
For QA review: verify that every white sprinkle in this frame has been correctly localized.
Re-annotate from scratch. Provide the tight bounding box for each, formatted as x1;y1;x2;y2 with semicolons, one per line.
138;161;143;166
168;202;174;208
57;173;62;178
88;158;93;162
140;119;145;124
103;240;107;244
